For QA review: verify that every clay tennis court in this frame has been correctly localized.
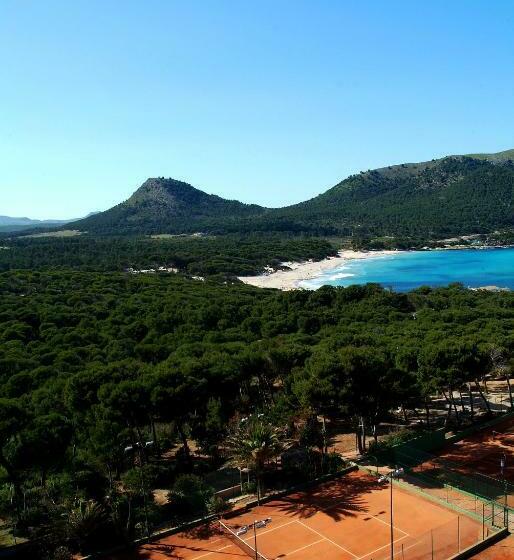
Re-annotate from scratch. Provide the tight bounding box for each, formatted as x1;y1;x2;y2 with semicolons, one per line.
435;417;514;485
113;470;485;560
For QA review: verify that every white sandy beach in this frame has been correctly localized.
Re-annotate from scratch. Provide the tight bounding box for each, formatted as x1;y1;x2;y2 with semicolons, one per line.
238;249;399;290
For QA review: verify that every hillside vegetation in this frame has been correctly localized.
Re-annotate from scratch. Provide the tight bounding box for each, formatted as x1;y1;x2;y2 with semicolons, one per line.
1;271;514;557
274;156;514;237
3;150;514;558
0;235;336;276
59;152;514;240
71;178;266;235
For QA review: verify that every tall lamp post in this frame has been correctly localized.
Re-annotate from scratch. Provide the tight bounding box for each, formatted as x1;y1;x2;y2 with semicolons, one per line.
380;466;404;560
124;440;154;539
501;452;507;508
390;471;394;560
239;467;250;492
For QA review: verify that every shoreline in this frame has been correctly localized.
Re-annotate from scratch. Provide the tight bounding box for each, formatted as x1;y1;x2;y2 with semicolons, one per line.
238;245;514;291
238;249;398;291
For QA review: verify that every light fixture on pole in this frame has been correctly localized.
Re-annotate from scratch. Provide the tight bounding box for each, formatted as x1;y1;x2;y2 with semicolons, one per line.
124;440;154;539
379;466;404;560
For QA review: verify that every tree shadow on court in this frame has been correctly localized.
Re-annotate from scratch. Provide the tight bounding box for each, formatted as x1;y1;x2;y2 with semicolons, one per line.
404;463;510;508
116;522;236;560
269;475;385;521
439;438;513;481
127;542;246;560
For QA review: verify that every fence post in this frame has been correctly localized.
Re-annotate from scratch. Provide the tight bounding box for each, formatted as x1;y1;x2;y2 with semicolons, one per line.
431;530;434;560
482;503;485;540
457;515;460;552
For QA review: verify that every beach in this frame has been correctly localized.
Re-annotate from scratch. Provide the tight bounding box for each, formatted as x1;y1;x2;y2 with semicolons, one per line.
238;249;398;290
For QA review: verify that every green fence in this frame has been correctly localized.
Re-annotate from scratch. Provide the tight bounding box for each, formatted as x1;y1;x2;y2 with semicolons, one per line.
392;445;514;510
361;513;501;560
445;410;514;445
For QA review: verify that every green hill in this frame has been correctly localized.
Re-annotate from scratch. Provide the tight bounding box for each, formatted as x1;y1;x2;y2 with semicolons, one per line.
269;155;514;237
71;177;266;235
60;151;514;239
466;148;514;162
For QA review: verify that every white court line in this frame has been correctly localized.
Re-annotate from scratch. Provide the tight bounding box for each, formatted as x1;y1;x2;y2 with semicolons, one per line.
367;512;409;537
241;519;298;541
357;534;410;559
192;519;298;560
190;543;233;560
317;497;409;537
375;538;422;560
283;537;326;557
191;520;296;560
295;519;358;559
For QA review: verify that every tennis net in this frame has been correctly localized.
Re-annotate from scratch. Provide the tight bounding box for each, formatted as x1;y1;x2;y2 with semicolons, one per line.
218;520;269;560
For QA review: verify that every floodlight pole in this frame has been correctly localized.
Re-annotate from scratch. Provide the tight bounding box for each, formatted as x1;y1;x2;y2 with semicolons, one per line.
501;453;507;507
125;440;154;539
253;521;258;560
390;472;394;560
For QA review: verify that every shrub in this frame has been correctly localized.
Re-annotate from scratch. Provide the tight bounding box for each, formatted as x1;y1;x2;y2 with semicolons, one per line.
367;428;419;455
51;546;74;560
242;481;257;495
322;451;345;474
167;474;213;516
206;495;233;517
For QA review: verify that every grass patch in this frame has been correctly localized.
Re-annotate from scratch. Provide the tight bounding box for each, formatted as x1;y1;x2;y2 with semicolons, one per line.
0;526;26;547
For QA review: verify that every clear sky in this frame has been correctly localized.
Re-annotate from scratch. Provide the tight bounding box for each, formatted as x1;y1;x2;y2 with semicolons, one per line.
2;0;514;219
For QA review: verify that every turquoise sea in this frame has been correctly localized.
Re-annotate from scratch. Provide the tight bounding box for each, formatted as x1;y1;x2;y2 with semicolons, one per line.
300;248;514;292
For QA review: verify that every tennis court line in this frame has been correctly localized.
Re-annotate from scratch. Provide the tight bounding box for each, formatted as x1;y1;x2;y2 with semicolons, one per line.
283;537;325;557
191;520;292;560
241;518;298;540
295;519;358;559
190;543;233;560
375;536;422;560
316;490;409;538
357;534;410;559
192;517;314;560
368;511;409;536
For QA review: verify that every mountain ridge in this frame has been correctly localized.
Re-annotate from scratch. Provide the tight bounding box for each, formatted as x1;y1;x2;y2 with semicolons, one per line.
69;178;266;235
0;212;100;233
39;149;514;239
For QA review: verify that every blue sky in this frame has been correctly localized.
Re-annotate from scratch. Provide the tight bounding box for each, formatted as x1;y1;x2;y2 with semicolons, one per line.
2;1;514;219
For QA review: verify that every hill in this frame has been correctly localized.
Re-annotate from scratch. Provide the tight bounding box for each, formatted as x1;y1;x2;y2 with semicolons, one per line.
271;155;514;237
57;151;514;239
72;178;266;234
0;213;99;233
0;215;71;233
466;148;514;162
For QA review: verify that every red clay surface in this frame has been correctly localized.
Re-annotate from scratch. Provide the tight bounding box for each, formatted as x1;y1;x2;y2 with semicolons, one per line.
111;471;484;560
436;417;514;484
470;533;514;560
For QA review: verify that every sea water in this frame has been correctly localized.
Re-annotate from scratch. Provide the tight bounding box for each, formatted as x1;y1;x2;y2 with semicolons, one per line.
300;248;514;292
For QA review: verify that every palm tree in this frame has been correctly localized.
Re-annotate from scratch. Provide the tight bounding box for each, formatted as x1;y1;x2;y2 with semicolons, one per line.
65;500;109;552
225;417;289;503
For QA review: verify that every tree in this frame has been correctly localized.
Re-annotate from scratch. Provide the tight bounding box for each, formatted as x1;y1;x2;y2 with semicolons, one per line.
0;398;27;521
150;370;204;469
225;416;289;503
65;500;110;553
167;474;213;516
16;413;72;486
338;346;400;453
292;350;344;455
207;494;233;517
